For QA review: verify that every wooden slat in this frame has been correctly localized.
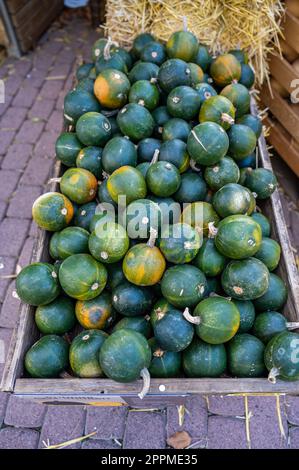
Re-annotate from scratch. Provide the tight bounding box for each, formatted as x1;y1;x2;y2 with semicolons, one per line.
284;11;299;54
6;0;28;15
269;54;298;95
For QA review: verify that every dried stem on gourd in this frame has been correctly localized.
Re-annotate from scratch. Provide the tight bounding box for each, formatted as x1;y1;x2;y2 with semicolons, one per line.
147;227;158;248
189;159;201;172
150;148;160;165
268;367;280;384
138;368;151;399
286;322;299;330
103;36;119;60
48;177;61;184
221;113;234;125
183;307;201;325
208;222;218;238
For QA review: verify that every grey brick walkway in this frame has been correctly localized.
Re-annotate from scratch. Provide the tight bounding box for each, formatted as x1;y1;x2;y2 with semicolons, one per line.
0;16;298;450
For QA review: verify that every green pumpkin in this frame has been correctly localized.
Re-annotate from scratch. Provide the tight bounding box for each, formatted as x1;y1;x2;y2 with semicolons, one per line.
221;257;269;300
238;154;256;169
49;232;60;260
99;329;151;382
245;168;277;199
252;311;290;344
183;338;227;377
73;201;97;231
132;33;155;57
140;41;167;65
193;238;227;277
123;240;166;286
112;280;154;317
162;118;191;142
128;61;159;83
254;237;281;271
227;333;266;377
236;114;262;138
76;146;102;179
204;156;240;191
113;316;152;338
76;112;112;147
95;54;127;74
34;296;76;335
32;192;74;232
146;161;181;197
161;264;207;308
150;307;194;352
194;82;217;104
89;204;116;233
159;222;201;264
76;62;94;80
129;80;160;110
166;31;198;61
59;254;107;300
76;77;95;95
60;168;97;204
193;44;212;71
220;83;250;117
228;49;248;64
212;183;252;218
251;212;271;237
188;63;204;86
102;136;137;174
149;196;180;225
244;187;256;215
98;179;117;207
205;276;222;297
233;300;255;333
187;122;229;165
70;330;108;378
239;64;255;89
94;68;130;109
16;262;60;306
117;103;155;141
148;338;181;377
25;335;69;378
215;215;262;259
89;222;129;263
56;226;89;259
192;297;240;344
210;53;241;87
158;59;192;93
253;273;287;312
136;162;150;177
152;106;172;136
167;86;201;120
126;198;161;240
107;166;147;205
92;37;108;61
199;95;235;130
55;132;83;167
106;262;126;291
181;201;220;237
228;124;257;160
63;89;101;124
158;137;190;173
174;171;207;203
88;67;97;79
137;137;162;162
265;331;299;382
75;291;115;330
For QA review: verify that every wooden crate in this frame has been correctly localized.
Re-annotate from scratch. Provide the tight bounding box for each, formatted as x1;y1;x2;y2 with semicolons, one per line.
1;100;299;406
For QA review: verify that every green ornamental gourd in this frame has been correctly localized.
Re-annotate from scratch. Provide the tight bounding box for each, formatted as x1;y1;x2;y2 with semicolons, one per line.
55;132;83;167
245;168;278;199
146;161;181;197
117;103;155;141
32;192;74;232
227;333;266;377
187;122;229;165
148;338;181;378
265;331;299;383
150;306;194;352
252;311;299;344
204;156;240;191
128;61;159;83
35;296;76;334
161;264;207;308
63;89;101;124
60;168;98;204
254;237;281;271
112;280;154;317
75;291;115;330
76;146;103;179
233;300;256;333
69;330;108;378
89;222;129;263
56;226;90;259
183;338;227;377
158;139;190;173
113;316;152;338
129;80;160;110
253;273;287;312
220;83;250;117
16;262;60;306
158;59;192;93
199;95;235;130
174;171;207;203
159;222;201;264
107;166;147;205
162;118;191;142
73;201;97;231
167;86;201;120
25;335;69;378
193;238;227;277
76;112;112;147
228;124;257;160
212;183;252;218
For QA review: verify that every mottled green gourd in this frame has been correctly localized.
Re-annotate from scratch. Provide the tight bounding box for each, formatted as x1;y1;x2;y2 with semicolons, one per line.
252;311;299;344
16;263;60;306
128;61;159;84
146;161;181;197
63;89;101;124
228;124;257;160
55;132;83;167
150;307;194;352
158;139;190;173
174;171;207;203
167;86;201;120
245;168;278;199
75;291;115;330
158;59;192;93
129;80;160;110
32;192;74;232
76;146;103;179
159;223;201;264
212;183;252;218
69;330;108;378
210;53;241;87
204;157;240;191
94;68;130;109
137;138;162;162
25;335;69;378
161;264;207;308
251;212;271;237
112;280;154;317
166;30;198;61
199;95;235;130
107;166;147;205
60;168;98;204
126;198;161;240
181;201;220;237
265;332;299;383
132;33;155;57
73;201;97;231
113;316;152;338
193;238;227;277
194;82;217;105
227;334;266;377
76;112;112;147
253;273;287;312
220;83;250;117
236;114;262;138
140;42;167;65
187;122;229;165
149;338;181;378
89;222;129;264
56;226;89;259
233;300;256;333
117;103;155;141
162;118;191;142
254;237;281;271
183;338;227;377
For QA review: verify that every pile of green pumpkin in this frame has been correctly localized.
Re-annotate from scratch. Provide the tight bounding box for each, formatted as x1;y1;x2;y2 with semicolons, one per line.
15;30;299;396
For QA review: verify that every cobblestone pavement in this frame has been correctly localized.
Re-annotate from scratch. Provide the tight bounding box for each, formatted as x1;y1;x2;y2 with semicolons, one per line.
0;17;298;450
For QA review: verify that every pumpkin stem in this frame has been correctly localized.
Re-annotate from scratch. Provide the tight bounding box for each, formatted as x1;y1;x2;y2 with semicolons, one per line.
183;307;201;325
150;149;160;165
221;113;235;125
208;222;218;238
59;370;73;379
48;177;61;184
153;348;165;358
101;171;110;180
191;130;207;151
138;368;151;399
286;322;299;330
147;227;158;248
103;36;119;60
189;159;202;172
182;15;188;32
268;367;280;384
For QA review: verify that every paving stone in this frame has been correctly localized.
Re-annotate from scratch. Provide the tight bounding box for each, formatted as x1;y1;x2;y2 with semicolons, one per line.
82;439;121;449
5;395;46;428
0;256;16;301
33;53;55;72
1;143;33;170
28;98;55;121
286;396;299;426
0;427;39;449
207;395;245;416
12;84;39;108
0;130;16;156
34;132;57;158
45;110;63;133
0;97;14;117
0;281;20;328
0;201;6;221
0;218;30;257
21;155;53;186
0;392;9;427
167;396;208;440
39;405;86;449
41;41;63;56
38;80;64;101
0;327;13;380
0;107;27;131
13;58;32;78
289;427;299;449
23;68;48;89
7;185;42;219
85;406;128;440
248;396;288;449
15;119;44;144
0;170;19;200
4;74;23;97
48;63;71;79
123;411;166;449
18;236;35;267
207;416;247;449
55;47;76;66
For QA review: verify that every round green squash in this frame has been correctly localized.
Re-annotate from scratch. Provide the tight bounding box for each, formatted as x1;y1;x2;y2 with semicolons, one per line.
236;114;262;138
92;37;108;61
94;68;130;109
89;222;129;263
146;161;181;197
59;254;107;300
137;161;152;178
98;178;117;207
264;331;299;382
204;156;240;191
76;77;95;95
194;82;217;104
113;316;152;338
181;201;220;237
25;335;69;378
251;212;271;237
132;33;155;57
174;171;207;203
228;49;248;64
16;262;60;306
128;61;159;83
193;238;227;277
76;62;94;80
191;296;240;344
149;195;180;225
70;330;107;378
228;124;257;160
107;166;147;205
162;118;191;142
152;106;172;137
253;273;287;312
158;58;192;93
95;54;127;75
159;222;201;264
238;153;256;169
126;198;161;240
56;132;83;167
239;64;255;89
254;237;281;271
199;95;235;130
137;137;162;162
210;53;241;87
32;192;74;232
187;122;229;165
188;62;204;86
129;80;160;110
117;103;155;141
220;83;250;117
227;333;266;377
221;257;270;300
252;311;291;344
215;215;262;259
75;290;115;330
233;300;255;333
148;338;181;377
112;280;154;317
166;31;198;62
161;264;207;308
212;183;252;218
73;201;97;231
245;168;277;199
193;44;212;71
49;232;60;260
63;89;101;124
76;146;102;179
150;307;194;352
106;262;126;291
140;41;167;65
99;329;151;382
56;226;89;259
123;239;166;286
167;86;201;120
183;338;227;377
76;111;112;147
60;168;97;204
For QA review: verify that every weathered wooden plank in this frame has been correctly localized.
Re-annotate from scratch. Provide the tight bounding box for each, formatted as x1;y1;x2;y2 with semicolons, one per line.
269;54;298;95
284;10;299;54
6;0;28;15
